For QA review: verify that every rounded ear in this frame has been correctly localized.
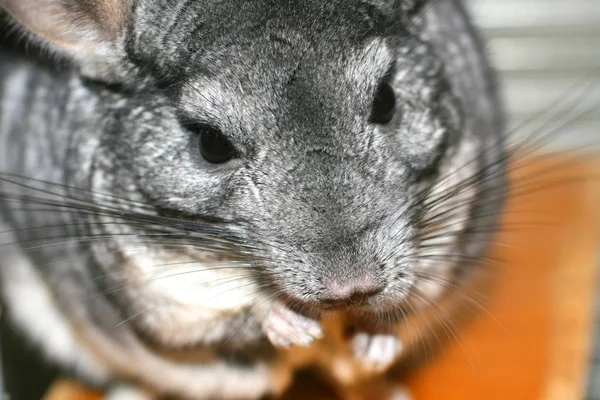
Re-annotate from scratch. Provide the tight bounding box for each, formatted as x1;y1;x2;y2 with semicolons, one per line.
0;0;131;80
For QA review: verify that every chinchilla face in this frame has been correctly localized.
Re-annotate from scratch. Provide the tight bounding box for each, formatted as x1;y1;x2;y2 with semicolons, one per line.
110;0;485;312
2;0;504;343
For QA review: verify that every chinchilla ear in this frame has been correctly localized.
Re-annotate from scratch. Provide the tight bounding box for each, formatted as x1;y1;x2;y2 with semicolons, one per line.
0;0;131;80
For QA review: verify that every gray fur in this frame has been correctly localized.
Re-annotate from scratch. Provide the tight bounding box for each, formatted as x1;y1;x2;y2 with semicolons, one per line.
0;0;505;398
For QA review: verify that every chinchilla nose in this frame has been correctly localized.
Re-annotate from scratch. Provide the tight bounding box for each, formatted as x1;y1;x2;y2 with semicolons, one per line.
320;276;384;308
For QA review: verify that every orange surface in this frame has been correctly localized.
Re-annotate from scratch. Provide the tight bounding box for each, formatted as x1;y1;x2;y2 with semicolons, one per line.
403;155;600;400
44;380;102;400
45;156;600;400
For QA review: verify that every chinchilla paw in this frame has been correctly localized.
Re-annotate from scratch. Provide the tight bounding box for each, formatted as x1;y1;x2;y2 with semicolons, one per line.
104;384;154;400
262;302;323;348
352;332;403;373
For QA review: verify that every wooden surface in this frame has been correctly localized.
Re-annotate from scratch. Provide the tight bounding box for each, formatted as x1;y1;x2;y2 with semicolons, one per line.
402;156;600;400
44;156;600;400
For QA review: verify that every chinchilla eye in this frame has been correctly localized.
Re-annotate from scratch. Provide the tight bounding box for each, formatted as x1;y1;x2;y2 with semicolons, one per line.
369;82;396;124
194;125;237;164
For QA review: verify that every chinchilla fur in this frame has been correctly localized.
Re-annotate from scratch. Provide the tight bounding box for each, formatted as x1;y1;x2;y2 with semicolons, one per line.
0;0;506;398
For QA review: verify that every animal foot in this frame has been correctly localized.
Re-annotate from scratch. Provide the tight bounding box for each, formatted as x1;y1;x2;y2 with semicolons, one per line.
262;302;323;348
352;332;403;372
388;384;413;400
104;384;154;400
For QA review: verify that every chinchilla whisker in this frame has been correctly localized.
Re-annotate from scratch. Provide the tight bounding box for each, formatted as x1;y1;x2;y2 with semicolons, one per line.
0;225;260;256
397;0;442;39
379;213;413;247
420;180;552;228
415;253;505;266
392;246;505;269
425;149;507;202
418;226;530;246
419;210;479;232
112;278;275;331
41;253;254;281
0;198;158;231
100;272;262;300
424;99;600;214
422;169;494;213
417;241;514;255
413;273;472;295
240;284;284;308
418;159;483;207
419;199;477;226
509;144;593;177
0;192;254;245
502;150;595;192
33;247;195;270
3;233;249;255
515;73;595;128
114;308;152;328
416;222;555;244
411;287;460;342
415;138;508;210
507;175;600;202
386;303;433;361
118;272;273;303
419;204;561;232
135;262;266;285
1;229;195;244
0;172;156;210
225;290;286;345
421;188;557;226
0;183;153;221
0;219;163;235
90;270;252;300
507;151;600;186
409;287;474;368
386;306;398;326
407;300;438;366
2;213;259;252
0;193;139;216
506;78;598;154
423;166;600;221
150;272;259;288
506;99;600;160
516;148;600;176
413;272;504;328
373;199;416;246
199;280;273;305
402;296;437;364
511;95;600;158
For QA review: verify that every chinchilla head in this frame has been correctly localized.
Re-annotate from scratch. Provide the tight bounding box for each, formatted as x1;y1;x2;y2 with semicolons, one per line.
2;0;505;338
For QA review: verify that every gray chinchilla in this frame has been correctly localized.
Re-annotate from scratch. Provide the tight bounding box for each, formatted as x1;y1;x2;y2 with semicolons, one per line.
0;0;506;398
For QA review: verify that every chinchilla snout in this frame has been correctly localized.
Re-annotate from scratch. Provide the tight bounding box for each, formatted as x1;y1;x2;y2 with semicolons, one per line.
234;148;418;309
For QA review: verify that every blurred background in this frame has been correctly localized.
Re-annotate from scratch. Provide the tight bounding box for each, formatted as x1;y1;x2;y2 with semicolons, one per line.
466;1;600;398
465;0;600;153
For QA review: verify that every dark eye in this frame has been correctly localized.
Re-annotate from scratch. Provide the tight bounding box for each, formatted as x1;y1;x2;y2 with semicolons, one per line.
369;82;396;124
195;125;237;164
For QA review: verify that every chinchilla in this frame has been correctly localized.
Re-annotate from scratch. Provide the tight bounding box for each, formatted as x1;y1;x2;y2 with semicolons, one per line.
0;0;506;398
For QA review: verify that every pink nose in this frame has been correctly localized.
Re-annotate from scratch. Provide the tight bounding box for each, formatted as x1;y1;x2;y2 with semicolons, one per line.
321;278;384;307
